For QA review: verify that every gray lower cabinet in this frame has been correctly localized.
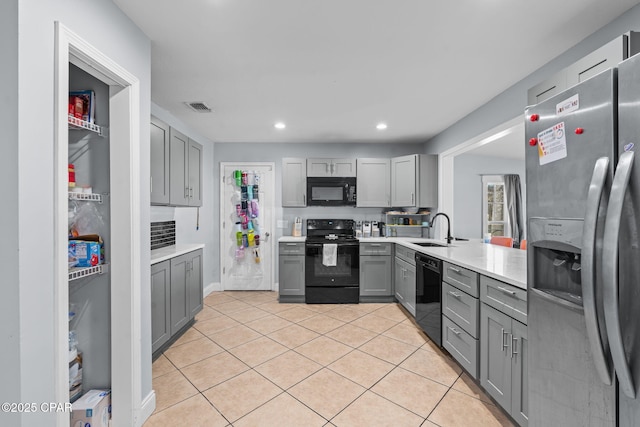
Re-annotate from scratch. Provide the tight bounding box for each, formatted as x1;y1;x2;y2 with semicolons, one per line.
152;249;204;356
187;250;203;318
480;302;528;426
360;242;393;301
394;255;415;316
278;242;305;302
151;260;171;353
441;263;480;379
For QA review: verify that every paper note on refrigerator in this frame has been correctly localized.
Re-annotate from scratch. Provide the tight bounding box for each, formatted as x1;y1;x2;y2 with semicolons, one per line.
538;122;567;165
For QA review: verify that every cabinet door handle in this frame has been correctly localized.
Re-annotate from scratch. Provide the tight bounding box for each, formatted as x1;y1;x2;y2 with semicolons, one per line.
448;290;462;298
150;176;153;193
448;266;461;273
502;328;509;352
498;286;516;296
190;187;193;198
185;187;189;198
449;326;461;336
511;335;518;359
303;194;306;205
331;163;335;175
411;192;414;205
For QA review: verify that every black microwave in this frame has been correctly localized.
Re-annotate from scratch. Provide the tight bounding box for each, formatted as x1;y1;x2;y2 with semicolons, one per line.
306;177;356;206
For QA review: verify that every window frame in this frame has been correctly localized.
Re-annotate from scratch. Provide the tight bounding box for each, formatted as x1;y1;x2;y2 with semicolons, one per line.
482;175;510;238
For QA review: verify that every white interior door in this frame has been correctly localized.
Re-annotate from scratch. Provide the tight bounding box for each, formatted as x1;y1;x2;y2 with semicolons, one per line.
220;163;275;290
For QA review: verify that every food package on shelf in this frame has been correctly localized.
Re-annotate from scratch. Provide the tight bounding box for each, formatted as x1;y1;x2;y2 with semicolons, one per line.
69;234;104;267
71;389;111;427
69;352;83;403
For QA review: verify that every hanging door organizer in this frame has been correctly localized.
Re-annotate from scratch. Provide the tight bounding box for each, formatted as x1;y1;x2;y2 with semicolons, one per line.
231;170;263;267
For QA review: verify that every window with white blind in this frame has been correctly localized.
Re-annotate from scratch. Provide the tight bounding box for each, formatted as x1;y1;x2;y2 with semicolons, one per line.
482;175;509;237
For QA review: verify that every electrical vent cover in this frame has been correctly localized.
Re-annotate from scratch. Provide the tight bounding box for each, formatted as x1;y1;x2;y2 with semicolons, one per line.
185;101;212;113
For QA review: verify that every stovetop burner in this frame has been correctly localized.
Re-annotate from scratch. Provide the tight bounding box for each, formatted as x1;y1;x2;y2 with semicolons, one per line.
306;219;356;241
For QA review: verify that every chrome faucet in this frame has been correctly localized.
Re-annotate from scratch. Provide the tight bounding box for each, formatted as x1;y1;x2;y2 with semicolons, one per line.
431;212;452;245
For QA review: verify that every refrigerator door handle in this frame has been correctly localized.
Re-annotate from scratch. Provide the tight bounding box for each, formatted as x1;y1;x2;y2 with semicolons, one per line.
582;156;613;386
603;150;635;399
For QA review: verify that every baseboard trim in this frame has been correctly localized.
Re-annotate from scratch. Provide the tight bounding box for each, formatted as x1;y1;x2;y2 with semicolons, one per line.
204;282;221;297
140;390;156;426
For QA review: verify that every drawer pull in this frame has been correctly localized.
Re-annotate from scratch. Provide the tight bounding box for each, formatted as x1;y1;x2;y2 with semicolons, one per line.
448;290;463;298
286;243;297;246
448;266;461;273
498;286;517;296
502;328;509;352
449;327;461;336
369;244;381;247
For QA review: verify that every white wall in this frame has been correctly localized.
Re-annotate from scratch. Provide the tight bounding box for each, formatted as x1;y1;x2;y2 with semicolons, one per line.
11;1;151;425
425;4;640;155
150;103;217;291
453;154;526;239
0;2;21;425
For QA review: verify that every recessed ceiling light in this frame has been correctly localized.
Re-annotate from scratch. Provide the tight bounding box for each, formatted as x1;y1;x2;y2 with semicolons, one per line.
376;123;388;130
274;122;286;129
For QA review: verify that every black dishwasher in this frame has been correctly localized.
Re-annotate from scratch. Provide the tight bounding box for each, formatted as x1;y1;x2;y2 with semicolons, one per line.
415;253;442;347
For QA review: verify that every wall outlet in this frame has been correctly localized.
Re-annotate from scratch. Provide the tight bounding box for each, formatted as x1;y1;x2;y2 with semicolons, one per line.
277;220;289;229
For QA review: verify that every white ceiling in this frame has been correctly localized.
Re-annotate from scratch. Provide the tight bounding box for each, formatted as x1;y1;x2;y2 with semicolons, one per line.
114;0;640;144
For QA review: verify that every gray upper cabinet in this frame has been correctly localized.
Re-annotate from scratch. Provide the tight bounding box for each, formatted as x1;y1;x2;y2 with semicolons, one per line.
282;158;307;207
188;139;202;207
167;127;203;207
169;128;189;206
150;116;170;205
307;158;356;177
528;31;640;105
390;154;438;208
527;70;567;106
356;158;390;207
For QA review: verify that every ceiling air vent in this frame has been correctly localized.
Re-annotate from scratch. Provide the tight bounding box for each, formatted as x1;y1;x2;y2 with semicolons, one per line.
185;101;212;113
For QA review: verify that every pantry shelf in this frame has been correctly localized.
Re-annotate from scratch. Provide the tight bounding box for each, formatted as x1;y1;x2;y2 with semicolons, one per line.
68;192;103;203
69;264;108;281
68;115;108;137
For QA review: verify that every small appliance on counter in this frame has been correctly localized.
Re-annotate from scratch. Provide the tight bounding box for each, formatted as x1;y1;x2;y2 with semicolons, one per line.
292;217;302;237
362;221;371;238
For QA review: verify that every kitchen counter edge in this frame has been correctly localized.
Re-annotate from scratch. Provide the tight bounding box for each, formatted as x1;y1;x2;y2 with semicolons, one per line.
278;236;526;289
151;243;205;265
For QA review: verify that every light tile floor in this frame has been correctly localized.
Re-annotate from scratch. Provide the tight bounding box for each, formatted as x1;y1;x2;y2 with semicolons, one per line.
145;291;514;427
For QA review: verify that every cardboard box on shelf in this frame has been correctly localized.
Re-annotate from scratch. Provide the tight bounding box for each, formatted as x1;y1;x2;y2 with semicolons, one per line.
71;389;111;427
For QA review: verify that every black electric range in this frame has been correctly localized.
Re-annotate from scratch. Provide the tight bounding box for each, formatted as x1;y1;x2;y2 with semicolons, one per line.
304;219;359;304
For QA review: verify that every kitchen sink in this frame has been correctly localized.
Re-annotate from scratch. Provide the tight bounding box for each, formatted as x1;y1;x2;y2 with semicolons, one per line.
413;242;448;247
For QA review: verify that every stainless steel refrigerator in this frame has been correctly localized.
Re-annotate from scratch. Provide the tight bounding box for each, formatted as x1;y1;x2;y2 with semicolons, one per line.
525;53;640;426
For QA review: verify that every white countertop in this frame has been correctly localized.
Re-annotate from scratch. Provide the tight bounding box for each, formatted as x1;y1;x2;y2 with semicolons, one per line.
151;244;205;265
278;235;527;289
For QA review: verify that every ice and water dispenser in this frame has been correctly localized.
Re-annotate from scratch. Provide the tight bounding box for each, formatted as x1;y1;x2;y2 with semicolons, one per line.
528;218;585;307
